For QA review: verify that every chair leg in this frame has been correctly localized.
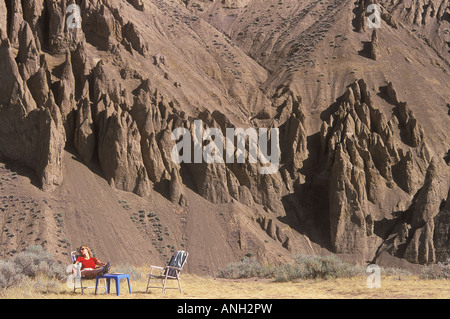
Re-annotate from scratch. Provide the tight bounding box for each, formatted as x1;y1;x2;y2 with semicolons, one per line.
74;276;81;293
146;274;170;294
163;274;170;295
177;276;182;294
146;276;151;293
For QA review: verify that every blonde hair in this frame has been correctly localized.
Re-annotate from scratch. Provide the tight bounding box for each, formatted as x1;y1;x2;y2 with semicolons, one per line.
79;245;93;258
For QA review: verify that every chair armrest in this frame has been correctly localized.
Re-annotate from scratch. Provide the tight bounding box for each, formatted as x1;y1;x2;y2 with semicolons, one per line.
149;266;165;270
165;266;182;271
163;266;182;279
149;265;165;276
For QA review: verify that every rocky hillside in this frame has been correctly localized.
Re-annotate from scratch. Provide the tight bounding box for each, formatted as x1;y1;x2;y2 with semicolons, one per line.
0;0;448;274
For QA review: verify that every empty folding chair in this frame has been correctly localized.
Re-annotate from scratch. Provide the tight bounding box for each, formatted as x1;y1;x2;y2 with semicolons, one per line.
146;251;188;294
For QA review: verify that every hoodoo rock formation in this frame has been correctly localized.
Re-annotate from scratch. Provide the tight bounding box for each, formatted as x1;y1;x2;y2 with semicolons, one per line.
0;0;448;273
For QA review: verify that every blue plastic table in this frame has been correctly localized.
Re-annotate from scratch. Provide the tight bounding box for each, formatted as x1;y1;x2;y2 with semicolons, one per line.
95;274;131;296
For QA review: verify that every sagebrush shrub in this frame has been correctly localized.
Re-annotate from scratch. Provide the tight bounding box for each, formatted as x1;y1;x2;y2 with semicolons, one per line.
11;245;65;280
0;245;65;289
216;257;274;279
0;260;24;289
420;261;450;280
275;254;362;281
218;254;364;281
114;264;144;280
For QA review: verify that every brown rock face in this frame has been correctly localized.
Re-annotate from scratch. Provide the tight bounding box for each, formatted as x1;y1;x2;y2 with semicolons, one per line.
402;158;450;264
74;97;95;164
369;30;380;60
0;0;448;271
127;0;145;12
329;144;369;255
315;78;444;262
434;189;450;262
0;38;65;191
97;107;150;197
54;52;77;143
45;0;85;53
122;21;148;56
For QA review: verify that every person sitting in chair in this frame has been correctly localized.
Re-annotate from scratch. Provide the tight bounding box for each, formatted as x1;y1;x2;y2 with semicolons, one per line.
72;245;111;279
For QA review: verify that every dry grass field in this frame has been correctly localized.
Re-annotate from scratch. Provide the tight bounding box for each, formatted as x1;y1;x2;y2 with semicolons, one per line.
1;248;448;299
1;272;448;299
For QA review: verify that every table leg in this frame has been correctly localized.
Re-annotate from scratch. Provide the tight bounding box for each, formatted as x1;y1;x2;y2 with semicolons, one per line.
95;277;99;295
127;277;132;294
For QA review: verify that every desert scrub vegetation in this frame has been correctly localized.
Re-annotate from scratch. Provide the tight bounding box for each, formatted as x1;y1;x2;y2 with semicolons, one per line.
124;204;181;263
274;255;365;281
217;254;367;281
216;255;420;283
0;245;147;296
0;245;65;290
420;260;450;280
216;257;276;279
113;263;145;281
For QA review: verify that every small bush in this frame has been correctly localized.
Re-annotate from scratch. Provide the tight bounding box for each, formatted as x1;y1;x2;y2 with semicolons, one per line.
114;264;144;281
0;245;65;289
27;276;66;294
217;254;364;282
0;261;24;289
216;257;274;279
274;263;304;282
10;245;65;280
275;255;363;282
420;261;450;280
381;267;411;279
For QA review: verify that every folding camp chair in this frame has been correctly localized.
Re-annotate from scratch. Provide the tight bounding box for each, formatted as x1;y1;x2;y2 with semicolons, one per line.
70;251;107;294
146;251;188;294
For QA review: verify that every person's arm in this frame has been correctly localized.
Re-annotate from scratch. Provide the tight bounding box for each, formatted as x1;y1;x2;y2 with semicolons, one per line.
95;258;106;267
